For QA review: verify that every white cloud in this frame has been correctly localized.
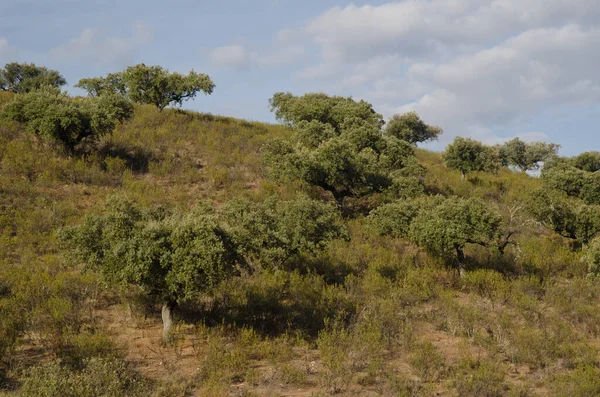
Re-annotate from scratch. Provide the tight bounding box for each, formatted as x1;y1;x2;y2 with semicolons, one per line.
209;45;251;69
208;28;305;71
280;0;600;145
0;37;18;63
49;22;154;65
209;43;305;70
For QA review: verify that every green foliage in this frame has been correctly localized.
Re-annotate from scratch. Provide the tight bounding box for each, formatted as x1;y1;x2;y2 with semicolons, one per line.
526;188;600;243
269;91;383;130
19;358;150;397
265;92;417;209
500;137;559;172
0;62;66;93
77;63;215;110
368;196;442;238
1;87;133;149
444;137;499;179
409;341;446;381
384;111;443;145
551;365;600;397
454;358;507;397
221;195;347;269
370;196;503;268
542;162;587;196
583;238;600;279
61;196;238;307
574;151;600;172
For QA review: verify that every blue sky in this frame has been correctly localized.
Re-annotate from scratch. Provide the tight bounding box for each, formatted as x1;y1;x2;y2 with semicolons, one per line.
1;0;599;156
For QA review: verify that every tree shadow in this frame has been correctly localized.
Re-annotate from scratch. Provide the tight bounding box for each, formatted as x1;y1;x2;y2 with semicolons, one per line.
96;141;154;173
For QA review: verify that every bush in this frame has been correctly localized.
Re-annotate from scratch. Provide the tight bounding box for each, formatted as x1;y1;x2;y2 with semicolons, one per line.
551;365;600;397
409;341;446;381
462;269;509;303
19;358;149;397
1;87;133;150
454;358;507;397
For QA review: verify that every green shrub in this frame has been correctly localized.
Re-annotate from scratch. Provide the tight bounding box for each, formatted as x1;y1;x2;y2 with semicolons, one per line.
454;358;507;397
409;341;445;381
19;358;149;397
551;365;600;397
462;269;509;303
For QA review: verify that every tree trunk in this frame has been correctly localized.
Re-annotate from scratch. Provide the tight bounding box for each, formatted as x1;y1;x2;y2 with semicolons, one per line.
161;302;176;336
332;193;345;214
455;246;466;278
461;172;465;182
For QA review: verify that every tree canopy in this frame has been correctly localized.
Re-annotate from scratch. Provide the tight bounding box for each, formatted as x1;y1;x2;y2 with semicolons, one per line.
76;64;215;111
264;92;418;211
62;197;239;334
574;151;600;173
384;112;443;145
269;92;383;131
526;188;600;244
62;195;345;334
369;196;504;272
221;196;347;269
0;62;66;93
1;87;133;150
443;137;499;180
500;138;559;172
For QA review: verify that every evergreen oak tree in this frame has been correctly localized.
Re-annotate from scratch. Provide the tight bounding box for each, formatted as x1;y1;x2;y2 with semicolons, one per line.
384;112;443;145
1;87;133;151
0;62;66;93
369;196;504;274
62;195;345;335
264;92;417;212
76;63;215;111
444;137;499;181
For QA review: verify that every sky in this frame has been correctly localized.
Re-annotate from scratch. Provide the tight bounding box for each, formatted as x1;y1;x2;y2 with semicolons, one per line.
1;0;599;156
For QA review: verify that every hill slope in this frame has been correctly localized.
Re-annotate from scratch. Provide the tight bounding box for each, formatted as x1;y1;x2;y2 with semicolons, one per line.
0;102;598;397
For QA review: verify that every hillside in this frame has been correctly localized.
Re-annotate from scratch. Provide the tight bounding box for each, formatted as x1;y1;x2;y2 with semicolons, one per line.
1;92;600;397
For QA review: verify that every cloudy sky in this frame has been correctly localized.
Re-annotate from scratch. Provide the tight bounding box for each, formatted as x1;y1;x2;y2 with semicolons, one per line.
1;0;598;155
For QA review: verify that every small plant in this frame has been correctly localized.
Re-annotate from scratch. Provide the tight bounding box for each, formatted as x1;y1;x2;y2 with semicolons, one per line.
408;341;445;381
454;358;507;397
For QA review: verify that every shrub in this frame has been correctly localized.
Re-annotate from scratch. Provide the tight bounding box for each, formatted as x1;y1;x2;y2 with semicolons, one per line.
19;358;149;397
1;88;133;150
409;341;446;381
551;365;600;397
454;358;507;397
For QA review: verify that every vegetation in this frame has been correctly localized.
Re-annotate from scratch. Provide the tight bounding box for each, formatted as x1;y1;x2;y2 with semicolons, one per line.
1;87;133;150
76;63;215;111
444;136;499;180
500;137;559;172
0;62;66;93
1;63;600;396
384;111;443;145
264;92;417;211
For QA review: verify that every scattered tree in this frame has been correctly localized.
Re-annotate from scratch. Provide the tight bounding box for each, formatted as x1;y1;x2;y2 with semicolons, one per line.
500;138;559;172
384;112;443;145
63;195;346;335
444;137;499;181
1;87;133;150
269;92;383;130
370;196;504;274
61;197;239;336
264;93;417;211
526;188;600;244
0;62;66;93
76;64;215;111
